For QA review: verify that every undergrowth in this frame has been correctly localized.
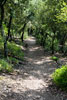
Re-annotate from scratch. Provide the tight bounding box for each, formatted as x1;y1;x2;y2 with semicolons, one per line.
52;65;67;91
7;57;19;65
0;59;13;73
7;41;24;60
51;56;59;62
0;36;24;73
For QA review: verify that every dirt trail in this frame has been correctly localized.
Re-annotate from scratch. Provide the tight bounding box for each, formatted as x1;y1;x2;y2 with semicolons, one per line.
0;37;67;100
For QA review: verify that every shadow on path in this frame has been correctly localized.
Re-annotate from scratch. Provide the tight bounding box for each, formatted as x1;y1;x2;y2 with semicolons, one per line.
0;36;67;100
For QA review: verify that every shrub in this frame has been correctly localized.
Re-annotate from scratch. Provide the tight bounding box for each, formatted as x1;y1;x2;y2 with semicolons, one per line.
0;36;4;53
36;34;42;44
52;65;67;90
7;42;24;60
0;59;13;73
51;56;59;62
8;57;19;64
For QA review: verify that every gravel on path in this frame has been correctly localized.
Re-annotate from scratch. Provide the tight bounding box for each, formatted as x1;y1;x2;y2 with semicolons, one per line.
0;36;67;100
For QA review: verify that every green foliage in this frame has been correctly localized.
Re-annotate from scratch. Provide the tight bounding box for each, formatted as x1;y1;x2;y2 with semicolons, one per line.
24;32;28;39
7;42;24;60
1;0;67;55
31;0;67;54
7;57;19;65
0;36;4;57
64;45;67;54
0;36;4;50
0;36;24;60
54;39;59;52
0;59;13;73
44;36;52;51
52;65;67;90
51;56;59;62
56;1;67;23
36;34;42;44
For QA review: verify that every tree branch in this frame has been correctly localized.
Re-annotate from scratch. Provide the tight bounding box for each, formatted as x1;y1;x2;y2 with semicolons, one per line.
2;0;7;6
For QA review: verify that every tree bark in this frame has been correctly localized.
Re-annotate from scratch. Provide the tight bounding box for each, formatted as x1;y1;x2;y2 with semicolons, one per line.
4;12;13;58
21;31;24;42
4;37;8;58
7;14;12;41
0;0;7;28
51;32;55;54
21;23;27;42
0;5;4;36
0;0;8;58
60;34;66;53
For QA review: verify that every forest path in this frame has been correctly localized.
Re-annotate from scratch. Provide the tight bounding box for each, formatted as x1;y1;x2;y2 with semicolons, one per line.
0;36;66;100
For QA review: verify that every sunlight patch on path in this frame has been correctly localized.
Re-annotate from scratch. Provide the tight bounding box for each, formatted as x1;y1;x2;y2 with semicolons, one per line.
24;36;36;45
0;75;47;94
0;36;65;100
23;78;46;90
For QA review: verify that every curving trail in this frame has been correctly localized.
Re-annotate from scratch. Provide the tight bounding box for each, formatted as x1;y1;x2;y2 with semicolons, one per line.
0;37;67;100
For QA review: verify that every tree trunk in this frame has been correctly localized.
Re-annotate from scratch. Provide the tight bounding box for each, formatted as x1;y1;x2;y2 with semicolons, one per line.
0;0;7;28
0;5;7;57
40;29;44;46
4;38;8;58
60;33;66;53
21;23;26;42
0;0;8;58
21;31;24;42
4;13;13;58
51;33;55;54
7;14;12;41
0;6;4;36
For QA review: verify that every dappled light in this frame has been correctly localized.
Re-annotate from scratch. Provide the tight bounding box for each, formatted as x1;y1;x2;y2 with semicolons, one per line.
0;36;66;100
0;0;67;100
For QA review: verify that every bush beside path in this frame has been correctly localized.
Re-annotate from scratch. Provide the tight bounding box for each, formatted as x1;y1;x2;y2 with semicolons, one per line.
0;37;67;100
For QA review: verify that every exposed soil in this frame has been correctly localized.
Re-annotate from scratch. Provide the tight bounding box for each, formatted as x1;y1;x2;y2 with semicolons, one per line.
0;36;67;100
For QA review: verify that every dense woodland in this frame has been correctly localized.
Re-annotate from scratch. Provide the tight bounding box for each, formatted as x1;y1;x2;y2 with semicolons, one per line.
0;0;67;97
0;0;67;56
